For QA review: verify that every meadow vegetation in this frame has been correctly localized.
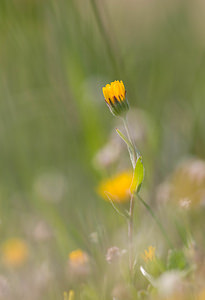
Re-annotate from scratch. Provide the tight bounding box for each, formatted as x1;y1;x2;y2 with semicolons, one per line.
0;0;205;299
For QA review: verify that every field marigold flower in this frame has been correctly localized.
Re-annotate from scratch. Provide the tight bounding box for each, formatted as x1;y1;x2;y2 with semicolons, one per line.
141;246;156;263
1;238;28;267
98;171;133;203
102;80;129;116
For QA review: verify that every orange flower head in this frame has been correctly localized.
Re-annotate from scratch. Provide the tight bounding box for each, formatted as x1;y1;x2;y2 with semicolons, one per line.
141;246;156;263
1;238;28;267
102;80;129;116
69;249;88;267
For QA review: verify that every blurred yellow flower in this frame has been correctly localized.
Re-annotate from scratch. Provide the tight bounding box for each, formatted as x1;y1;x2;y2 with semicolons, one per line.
64;290;75;300
141;246;156;263
69;249;88;266
198;289;205;300
1;238;28;267
68;290;75;300
102;80;129;116
67;249;90;280
98;171;133;203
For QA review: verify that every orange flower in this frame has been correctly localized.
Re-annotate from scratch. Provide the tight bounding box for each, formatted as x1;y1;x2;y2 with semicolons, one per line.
1;238;28;267
69;249;88;267
102;80;129;116
98;171;132;203
67;249;90;280
141;246;156;263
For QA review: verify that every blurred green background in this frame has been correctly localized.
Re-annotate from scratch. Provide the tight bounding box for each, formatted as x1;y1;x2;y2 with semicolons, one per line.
0;0;205;299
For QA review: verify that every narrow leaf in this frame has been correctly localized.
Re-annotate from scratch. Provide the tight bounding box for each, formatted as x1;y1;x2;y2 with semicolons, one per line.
104;192;128;218
140;266;156;287
116;128;134;152
116;128;135;168
130;156;144;194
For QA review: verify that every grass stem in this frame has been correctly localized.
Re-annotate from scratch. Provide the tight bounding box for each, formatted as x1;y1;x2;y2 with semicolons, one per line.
90;0;120;76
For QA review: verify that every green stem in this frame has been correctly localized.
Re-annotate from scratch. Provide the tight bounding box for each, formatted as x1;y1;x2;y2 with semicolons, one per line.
138;194;174;249
122;116;137;276
123;116;140;164
122;117;137;169
122;114;173;280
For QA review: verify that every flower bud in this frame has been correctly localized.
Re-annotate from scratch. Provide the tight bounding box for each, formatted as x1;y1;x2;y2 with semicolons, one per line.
102;80;129;116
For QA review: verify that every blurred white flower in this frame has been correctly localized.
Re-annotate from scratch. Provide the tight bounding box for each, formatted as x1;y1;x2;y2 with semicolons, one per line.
157;271;185;296
89;232;98;244
106;246;121;264
157;158;205;207
179;198;191;209
185;159;205;184
140;266;185;297
32;220;53;242
0;275;10;298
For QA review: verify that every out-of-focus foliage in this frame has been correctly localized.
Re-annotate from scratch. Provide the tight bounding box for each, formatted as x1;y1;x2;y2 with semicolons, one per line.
0;0;205;299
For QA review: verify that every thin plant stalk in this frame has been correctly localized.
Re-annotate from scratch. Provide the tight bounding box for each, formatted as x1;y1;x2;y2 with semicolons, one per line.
128;193;135;273
122;116;137;274
123;115;173;275
123;116;138;164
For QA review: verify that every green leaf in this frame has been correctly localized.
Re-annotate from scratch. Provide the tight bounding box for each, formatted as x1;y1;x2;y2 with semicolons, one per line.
116;128;135;167
140;266;156;287
116;128;134;152
131;156;144;193
167;249;188;271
